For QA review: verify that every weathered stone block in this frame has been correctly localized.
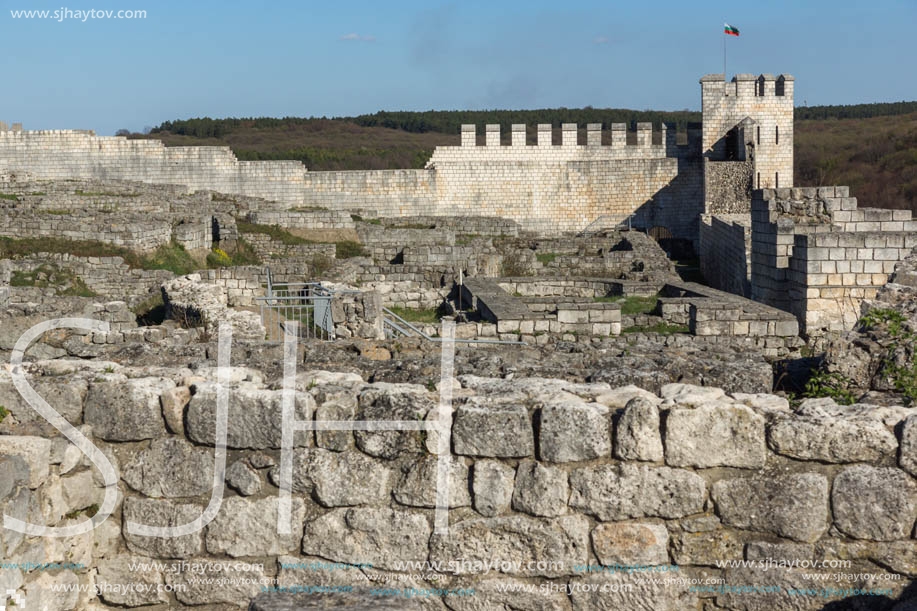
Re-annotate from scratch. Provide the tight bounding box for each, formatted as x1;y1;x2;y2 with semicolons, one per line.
591;522;669;566
429;515;588;577
768;413;897;463
665;402;766;468
453;404;533;457
206;497;305;557
832;465;917;541
569;464;705;521
473;459;514;517
711;473;829;543
539;400;610;462
511;460;569;517
614;397;663;462
302;508;431;570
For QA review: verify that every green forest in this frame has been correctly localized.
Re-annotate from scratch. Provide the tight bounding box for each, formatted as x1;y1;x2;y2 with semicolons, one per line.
142;100;917;213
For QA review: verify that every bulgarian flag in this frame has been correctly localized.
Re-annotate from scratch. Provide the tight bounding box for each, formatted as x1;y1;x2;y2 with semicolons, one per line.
724;23;740;36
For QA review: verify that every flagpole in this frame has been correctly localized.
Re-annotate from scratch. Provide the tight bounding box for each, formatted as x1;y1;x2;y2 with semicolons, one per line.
723;22;726;80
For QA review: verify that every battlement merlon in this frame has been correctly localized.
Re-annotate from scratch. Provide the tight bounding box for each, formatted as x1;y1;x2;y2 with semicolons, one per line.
700;73;794;98
457;122;692;149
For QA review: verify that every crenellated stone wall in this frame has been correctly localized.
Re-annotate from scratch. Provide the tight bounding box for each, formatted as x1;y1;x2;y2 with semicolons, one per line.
0;369;914;610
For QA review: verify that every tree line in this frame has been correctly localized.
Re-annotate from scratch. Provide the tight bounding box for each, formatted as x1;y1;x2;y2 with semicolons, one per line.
152;100;917;140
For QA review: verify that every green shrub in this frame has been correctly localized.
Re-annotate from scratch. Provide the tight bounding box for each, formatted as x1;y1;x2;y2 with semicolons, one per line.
236;219;312;245
0;405;8;424
206;247;232;268
803;370;856;405
309;254;334;277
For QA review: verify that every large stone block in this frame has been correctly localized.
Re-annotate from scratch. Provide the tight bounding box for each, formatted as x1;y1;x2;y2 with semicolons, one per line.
711;473;829;543
302;508;431;570
84;377;175;441
429;515;588;577
591;522;669;566
569;464;705;521
768;413;897;463
614;397;663;462
0;436;50;488
96;556;167;607
122;437;214;498
472;459;514;517
206;497;305;557
453;404;534;457
394;455;469;508
832;465;917;541
186;381;313;449
569;572;698;611
511;460;569;517
665;402;766;468
122;497;204;559
539;399;610;462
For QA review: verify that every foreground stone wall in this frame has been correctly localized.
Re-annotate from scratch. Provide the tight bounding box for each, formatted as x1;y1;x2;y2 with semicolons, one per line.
0;368;914;610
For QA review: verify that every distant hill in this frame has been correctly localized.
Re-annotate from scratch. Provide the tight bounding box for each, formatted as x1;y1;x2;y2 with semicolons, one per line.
140;102;917;213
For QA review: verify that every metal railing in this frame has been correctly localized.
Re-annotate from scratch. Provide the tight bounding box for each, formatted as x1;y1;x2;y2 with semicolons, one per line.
257;291;334;342
258;268;340;342
383;307;527;345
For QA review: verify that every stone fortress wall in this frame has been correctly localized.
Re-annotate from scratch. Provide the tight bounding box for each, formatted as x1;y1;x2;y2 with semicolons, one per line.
0;72;792;241
0;129;305;205
0;367;915;610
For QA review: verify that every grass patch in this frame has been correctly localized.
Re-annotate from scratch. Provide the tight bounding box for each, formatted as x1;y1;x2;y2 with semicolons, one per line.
0;405;7;424
455;234;482;246
351;214;382;225
0;193;19;201
11;264;98;296
536;252;559;265
236;220;313;245
140;241;198;275
388;306;442;324
74;190;138;197
226;238;261;266
335;240;367;259
291;205;327;211
622;322;689;335
596;294;659;315
40;209;71;215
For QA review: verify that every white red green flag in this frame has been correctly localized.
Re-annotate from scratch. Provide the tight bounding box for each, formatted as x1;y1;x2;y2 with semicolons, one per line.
724;23;739;36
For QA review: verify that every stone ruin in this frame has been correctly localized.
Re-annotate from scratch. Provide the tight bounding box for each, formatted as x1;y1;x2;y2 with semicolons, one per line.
0;71;915;610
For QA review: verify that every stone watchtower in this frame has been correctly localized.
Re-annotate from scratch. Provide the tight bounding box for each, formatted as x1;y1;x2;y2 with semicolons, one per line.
700;73;795;206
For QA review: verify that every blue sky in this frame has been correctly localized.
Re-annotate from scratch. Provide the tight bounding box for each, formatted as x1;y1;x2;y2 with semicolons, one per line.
2;0;915;135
